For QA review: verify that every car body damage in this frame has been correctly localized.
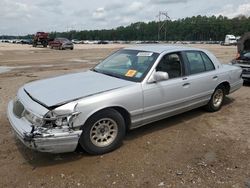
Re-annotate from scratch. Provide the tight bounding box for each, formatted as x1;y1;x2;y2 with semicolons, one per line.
8;70;137;153
8;89;82;153
231;32;250;81
7;45;243;154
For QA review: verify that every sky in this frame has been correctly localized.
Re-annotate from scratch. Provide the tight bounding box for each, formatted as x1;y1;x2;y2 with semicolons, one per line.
0;0;250;35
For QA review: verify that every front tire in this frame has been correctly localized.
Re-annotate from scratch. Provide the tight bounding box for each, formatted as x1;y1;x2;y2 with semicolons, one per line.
205;85;225;112
79;109;126;155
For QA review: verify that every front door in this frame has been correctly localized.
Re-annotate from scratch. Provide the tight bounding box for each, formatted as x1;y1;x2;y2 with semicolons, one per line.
142;52;191;123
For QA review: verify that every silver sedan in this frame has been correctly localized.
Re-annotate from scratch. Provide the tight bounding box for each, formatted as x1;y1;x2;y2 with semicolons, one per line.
7;45;243;154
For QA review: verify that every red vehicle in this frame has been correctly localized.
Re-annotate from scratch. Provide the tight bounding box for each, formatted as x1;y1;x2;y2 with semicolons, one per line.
49;38;74;50
33;32;49;47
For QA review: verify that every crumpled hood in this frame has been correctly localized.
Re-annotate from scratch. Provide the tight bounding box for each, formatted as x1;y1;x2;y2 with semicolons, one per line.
24;70;133;108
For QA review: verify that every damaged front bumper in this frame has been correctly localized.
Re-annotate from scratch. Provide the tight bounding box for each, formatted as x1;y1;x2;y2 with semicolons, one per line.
7;100;82;153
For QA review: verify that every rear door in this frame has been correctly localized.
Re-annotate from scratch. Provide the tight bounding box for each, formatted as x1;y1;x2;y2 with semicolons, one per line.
181;50;219;105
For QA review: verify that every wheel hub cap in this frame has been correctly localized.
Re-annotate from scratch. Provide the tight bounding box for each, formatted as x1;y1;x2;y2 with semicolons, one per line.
90;118;118;147
213;89;223;108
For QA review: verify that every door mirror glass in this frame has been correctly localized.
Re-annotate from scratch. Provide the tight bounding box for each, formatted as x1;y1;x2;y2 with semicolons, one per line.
148;71;169;83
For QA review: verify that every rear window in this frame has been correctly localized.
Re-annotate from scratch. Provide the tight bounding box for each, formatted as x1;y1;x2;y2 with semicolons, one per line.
200;52;215;71
186;51;206;74
186;51;215;74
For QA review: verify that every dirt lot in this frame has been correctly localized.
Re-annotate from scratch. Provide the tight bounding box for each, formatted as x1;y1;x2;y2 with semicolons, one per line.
0;43;249;188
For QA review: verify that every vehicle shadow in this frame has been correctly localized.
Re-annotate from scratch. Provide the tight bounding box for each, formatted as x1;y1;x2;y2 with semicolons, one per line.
126;96;234;141
126;108;203;141
18;96;234;167
31;46;48;49
16;142;85;167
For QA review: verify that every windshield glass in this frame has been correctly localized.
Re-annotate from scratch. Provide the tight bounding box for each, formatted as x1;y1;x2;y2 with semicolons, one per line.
93;49;159;82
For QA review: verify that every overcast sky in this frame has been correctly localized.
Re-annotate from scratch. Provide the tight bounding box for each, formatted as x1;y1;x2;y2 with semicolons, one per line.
1;0;250;35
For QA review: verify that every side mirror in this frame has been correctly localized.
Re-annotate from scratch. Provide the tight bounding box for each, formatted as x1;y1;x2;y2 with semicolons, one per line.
148;71;169;83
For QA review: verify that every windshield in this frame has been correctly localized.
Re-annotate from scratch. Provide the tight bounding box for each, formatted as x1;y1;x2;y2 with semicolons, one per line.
93;49;159;82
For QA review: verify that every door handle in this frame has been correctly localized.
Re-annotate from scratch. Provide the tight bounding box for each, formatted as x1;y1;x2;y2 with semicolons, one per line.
182;83;190;87
213;76;218;79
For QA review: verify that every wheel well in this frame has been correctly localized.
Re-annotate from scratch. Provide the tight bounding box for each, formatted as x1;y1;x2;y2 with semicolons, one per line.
112;107;131;131
86;107;131;131
219;82;230;95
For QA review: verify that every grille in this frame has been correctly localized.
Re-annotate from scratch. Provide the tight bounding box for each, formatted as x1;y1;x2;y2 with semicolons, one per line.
242;67;250;74
13;100;25;118
238;60;250;65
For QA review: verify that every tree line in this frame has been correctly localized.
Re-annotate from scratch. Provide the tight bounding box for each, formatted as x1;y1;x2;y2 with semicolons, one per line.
2;15;250;41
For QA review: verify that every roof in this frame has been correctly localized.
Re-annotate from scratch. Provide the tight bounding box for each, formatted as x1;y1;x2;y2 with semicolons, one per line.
226;35;236;38
124;44;200;53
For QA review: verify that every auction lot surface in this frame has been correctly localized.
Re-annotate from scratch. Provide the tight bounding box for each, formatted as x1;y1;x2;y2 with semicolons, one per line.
0;43;249;187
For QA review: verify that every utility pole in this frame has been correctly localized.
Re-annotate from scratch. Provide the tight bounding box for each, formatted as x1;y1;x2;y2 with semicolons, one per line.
156;11;170;41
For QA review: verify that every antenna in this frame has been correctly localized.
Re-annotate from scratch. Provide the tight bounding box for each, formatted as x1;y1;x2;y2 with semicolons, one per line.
156;11;170;41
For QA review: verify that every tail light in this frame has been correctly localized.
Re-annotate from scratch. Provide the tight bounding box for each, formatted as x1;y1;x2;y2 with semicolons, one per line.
236;53;240;60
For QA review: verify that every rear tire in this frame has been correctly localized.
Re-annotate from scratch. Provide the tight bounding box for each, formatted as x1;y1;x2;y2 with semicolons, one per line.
79;109;126;155
205;85;225;112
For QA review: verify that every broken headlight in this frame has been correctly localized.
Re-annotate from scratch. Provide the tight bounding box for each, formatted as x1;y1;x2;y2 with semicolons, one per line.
54;116;68;127
43;111;80;128
23;110;44;126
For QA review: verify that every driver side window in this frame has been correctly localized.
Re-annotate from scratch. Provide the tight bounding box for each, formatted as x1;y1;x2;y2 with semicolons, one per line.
156;53;182;79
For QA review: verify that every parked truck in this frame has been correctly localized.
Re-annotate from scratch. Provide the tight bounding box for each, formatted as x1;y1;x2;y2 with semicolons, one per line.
221;34;237;46
33;32;49;47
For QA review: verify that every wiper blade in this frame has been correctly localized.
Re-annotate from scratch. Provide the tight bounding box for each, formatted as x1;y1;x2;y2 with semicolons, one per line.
91;68;100;73
102;72;122;79
92;68;121;79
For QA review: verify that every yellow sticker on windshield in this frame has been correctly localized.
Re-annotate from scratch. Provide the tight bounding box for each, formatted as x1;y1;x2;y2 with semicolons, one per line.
125;70;137;77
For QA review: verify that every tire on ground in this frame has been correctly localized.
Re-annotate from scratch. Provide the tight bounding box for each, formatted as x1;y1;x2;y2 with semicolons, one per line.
205;85;225;112
79;108;126;155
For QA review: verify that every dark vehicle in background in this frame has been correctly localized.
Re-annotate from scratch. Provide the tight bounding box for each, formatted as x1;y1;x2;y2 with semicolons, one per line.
97;40;109;44
1;40;10;43
33;32;49;47
20;39;32;45
49;38;74;50
231;32;250;82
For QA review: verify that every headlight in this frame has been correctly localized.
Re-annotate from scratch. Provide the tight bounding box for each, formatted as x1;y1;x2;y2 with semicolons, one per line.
23;110;44;126
43;111;80;128
54;116;68;127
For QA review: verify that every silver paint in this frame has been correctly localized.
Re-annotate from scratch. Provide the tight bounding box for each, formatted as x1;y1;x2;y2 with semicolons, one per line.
7;45;243;153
